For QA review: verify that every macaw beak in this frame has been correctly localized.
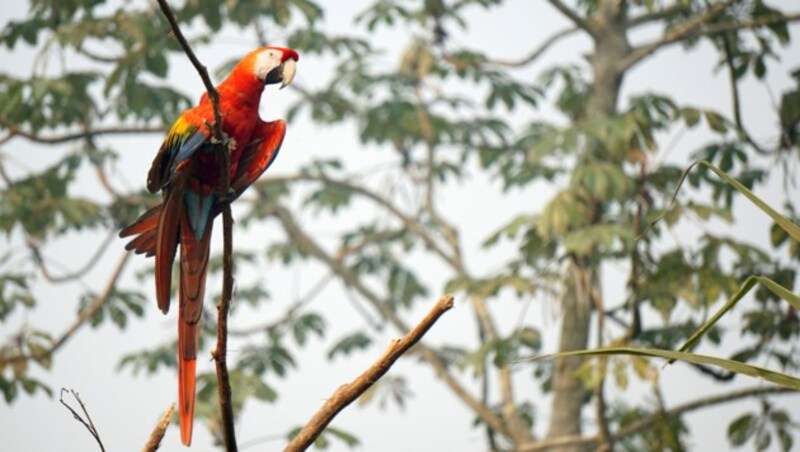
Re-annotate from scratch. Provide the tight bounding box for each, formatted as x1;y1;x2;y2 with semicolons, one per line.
279;58;296;90
264;58;297;89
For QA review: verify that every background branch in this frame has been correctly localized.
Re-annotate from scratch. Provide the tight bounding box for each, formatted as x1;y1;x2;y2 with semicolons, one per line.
0;122;165;146
284;295;455;452
521;385;797;451
484;26;578;67
621;1;733;70
547;0;596;38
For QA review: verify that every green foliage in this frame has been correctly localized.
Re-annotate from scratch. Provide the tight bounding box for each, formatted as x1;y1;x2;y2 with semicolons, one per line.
0;273;36;320
327;331;372;360
539;347;800;390
728;402;799;451
2;0;800;450
0;155;105;238
286;425;360;450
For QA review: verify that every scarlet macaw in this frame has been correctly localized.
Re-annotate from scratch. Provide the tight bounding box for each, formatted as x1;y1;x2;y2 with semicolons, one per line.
119;46;299;446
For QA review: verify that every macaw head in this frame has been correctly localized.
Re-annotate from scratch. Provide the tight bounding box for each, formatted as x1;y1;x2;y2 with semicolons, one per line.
249;46;299;89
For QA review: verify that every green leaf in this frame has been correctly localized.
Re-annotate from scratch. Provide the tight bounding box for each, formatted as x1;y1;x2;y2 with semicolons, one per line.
704;110;729;133
728;413;757;446
328;332;372;360
530;347;800;390
324;426;360;448
649;161;800;243
677;277;800;359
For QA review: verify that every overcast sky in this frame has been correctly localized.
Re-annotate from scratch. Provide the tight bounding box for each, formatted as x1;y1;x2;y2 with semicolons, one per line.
2;1;800;451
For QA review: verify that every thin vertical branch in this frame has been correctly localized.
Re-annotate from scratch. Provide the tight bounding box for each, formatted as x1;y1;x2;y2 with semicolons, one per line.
213;205;238;451
721;33;770;155
154;1;237;450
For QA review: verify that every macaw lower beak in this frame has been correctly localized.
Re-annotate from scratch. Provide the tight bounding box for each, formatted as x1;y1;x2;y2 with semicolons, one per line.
264;58;297;89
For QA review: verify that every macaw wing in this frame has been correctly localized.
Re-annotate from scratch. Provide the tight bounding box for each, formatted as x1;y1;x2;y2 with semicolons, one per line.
147;116;209;193
231;119;287;198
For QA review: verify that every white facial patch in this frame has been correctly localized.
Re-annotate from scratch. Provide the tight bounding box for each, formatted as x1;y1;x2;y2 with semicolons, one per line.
253;49;283;81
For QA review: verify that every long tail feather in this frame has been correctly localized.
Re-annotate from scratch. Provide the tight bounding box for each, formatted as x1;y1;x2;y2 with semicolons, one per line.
177;205;213;447
155;187;184;314
178;321;198;446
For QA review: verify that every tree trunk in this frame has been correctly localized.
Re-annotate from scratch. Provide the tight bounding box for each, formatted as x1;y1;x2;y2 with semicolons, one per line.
546;2;629;450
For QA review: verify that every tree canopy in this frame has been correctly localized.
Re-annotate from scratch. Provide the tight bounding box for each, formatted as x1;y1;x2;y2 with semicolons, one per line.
1;1;800;450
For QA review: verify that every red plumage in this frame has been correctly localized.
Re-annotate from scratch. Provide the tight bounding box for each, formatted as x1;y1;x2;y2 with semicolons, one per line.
120;46;296;446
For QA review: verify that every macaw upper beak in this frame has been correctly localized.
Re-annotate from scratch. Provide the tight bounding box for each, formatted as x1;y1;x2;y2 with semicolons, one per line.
264;58;297;89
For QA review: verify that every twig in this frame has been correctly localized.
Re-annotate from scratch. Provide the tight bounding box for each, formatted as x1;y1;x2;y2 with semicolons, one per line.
229;273;333;337
625;3;691;28
27;231;116;284
621;1;733;70
0;122;165;146
285;295;456;451
720;32;770;155
547;0;597;39
485;26;578;67
471;294;531;444
142;404;175;452
520;385;797;451
60;388;106;452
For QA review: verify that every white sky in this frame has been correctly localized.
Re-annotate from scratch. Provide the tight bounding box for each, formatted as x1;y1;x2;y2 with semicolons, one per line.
2;1;800;451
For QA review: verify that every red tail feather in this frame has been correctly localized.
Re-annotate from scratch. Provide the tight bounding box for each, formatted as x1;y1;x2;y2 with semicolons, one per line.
177;207;213;446
178;326;197;446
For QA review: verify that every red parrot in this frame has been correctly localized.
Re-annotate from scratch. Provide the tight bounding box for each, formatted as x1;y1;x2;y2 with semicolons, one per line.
119;46;299;446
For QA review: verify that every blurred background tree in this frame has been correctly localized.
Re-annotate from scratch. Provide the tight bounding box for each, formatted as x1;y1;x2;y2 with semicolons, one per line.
1;0;800;450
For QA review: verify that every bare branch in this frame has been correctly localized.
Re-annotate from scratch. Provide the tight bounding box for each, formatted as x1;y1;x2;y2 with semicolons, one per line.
142;404;175;452
697;12;800;38
0;122;165;146
520;385;797;451
60;388;106;452
720;33;771;155
27;231;116;284
471;294;532;444
285;295;455;451
485;26;578;67
626;3;691;28
229;273;333;337
548;0;597;38
621;1;733;70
